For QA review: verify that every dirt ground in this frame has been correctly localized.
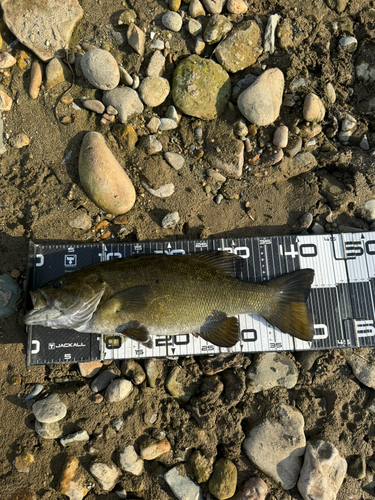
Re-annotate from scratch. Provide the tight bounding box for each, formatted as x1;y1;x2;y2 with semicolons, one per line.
2;0;375;498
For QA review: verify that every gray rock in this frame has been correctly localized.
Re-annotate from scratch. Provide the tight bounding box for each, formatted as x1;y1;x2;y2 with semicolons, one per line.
166;105;179;122
0;274;20;319
138;76;170;107
146;51;166;77
144;358;164;387
119;66;133;86
2;0;83;61
364;199;375;221
214;21;262;73
339;36;357;51
232;74;257;100
165;365;201;403
297;441;347;500
165;465;202;500
311;222;325;234
90;462;121;491
345;349;375;389
263;14;279;54
294;351;321;371
189;0;206;18
298;212;314;230
247;353;298;393
32;393;67;424
284;135;303;158
82;99;105;114
273;125;288;148
243;404;305;489
35;420;62;439
159;118;178;131
60;430;90;447
112;418;123;431
121;359;146;385
132;74;140;89
147;116;161;133
119;445;144;476
202;0;226;14
105;378;133;402
233;119;248;137
164;152;185;170
23;384;44;403
325;82;336;104
102;86;144;123
0;112;6;156
162;12;183;32
150;39;165;50
68;209;92;230
172;55;231;120
127;23;145;56
261;146;283;166
303;93;326;122
338;114;357;145
195;37;206;56
81;49;120;90
162;212;180;229
142;181;175;198
91;369;117;392
238;68;284;126
142;134;163;155
204;14;232;45
215;193;224;205
207;139;244;178
227;0;248;14
188;19;203;36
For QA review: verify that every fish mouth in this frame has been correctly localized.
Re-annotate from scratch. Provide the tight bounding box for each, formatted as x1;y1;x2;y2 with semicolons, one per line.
24;290;62;327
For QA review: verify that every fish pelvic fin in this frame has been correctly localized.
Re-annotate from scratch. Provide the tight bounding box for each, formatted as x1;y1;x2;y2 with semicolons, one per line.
119;321;154;349
199;316;240;348
265;269;315;341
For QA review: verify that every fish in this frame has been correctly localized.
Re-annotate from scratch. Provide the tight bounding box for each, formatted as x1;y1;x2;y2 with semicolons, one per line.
24;252;315;348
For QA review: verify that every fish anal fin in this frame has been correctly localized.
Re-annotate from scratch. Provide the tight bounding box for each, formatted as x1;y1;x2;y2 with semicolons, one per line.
200;315;240;348
265;269;315;341
188;251;243;278
112;285;151;312
120;321;153;348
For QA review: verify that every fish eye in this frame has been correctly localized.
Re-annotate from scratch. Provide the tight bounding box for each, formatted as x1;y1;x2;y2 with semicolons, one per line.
53;281;63;289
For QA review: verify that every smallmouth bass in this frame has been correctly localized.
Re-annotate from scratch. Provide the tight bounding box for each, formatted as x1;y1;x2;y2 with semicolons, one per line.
24;252;315;348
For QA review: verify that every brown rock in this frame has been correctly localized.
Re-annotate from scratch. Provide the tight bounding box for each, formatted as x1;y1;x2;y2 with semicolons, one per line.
127;23;146;56
2;0;84;61
0;52;16;68
230;477;268;500
29;61;43;99
0;90;12;111
45;58;71;90
59;456;94;499
140;437;171;460
78;131;136;215
112;123;138;150
78;361;102;378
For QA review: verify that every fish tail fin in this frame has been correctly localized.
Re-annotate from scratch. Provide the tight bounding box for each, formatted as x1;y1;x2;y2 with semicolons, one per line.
264;269;315;341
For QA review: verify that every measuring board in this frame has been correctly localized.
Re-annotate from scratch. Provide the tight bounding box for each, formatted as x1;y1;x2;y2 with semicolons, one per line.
25;233;375;365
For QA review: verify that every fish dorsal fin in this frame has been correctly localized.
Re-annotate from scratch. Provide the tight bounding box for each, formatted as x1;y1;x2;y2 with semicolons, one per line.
188;251;242;278
111;285;151;312
199;315;240;347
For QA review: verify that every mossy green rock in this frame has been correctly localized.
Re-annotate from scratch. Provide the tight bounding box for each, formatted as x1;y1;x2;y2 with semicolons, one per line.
191;450;214;483
204;14;232;44
214;21;262;73
208;458;237;499
172;55;231;120
326;0;348;13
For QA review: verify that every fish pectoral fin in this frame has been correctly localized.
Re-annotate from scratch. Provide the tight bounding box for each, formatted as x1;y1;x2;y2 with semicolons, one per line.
199;316;240;348
121;322;153;349
112;286;152;312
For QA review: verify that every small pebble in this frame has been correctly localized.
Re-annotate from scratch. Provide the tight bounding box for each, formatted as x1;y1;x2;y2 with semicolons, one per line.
303;93;325;122
150;39;165;50
166;105;179;122
132;74;140;89
161;211;180;229
147;116;161;133
127;23;146;56
189;0;206;18
140;437;171;460
82;99;105;114
209;458;237;500
35;420;62;439
121;359;146;385
60;430;90;447
23;384;44;402
164;152;185;170
162;12;183;32
215;193;224;205
169;0;181;11
0;90;12;111
119;66;133;86
118;8;136;25
195;37;206;55
188;19;203;36
165;465;203;500
29;61;42;99
207;168;226;182
32;393;67;424
311;222;325;234
45;57;70;90
273;125;288;148
13;453;34;473
146;51;166;77
112;418;123;431
90;463;121;491
139;76;170;107
159;118;178;131
0;52;16;68
119;445;144;476
91;369;117;392
143;134;163;155
81;49;120;90
339;36;357;51
105;378;133;402
298;212;313;229
233;119;248;137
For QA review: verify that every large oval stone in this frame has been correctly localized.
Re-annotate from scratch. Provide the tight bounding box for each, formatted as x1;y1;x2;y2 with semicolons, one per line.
79;132;135;215
172;55;230;120
237;68;284;126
